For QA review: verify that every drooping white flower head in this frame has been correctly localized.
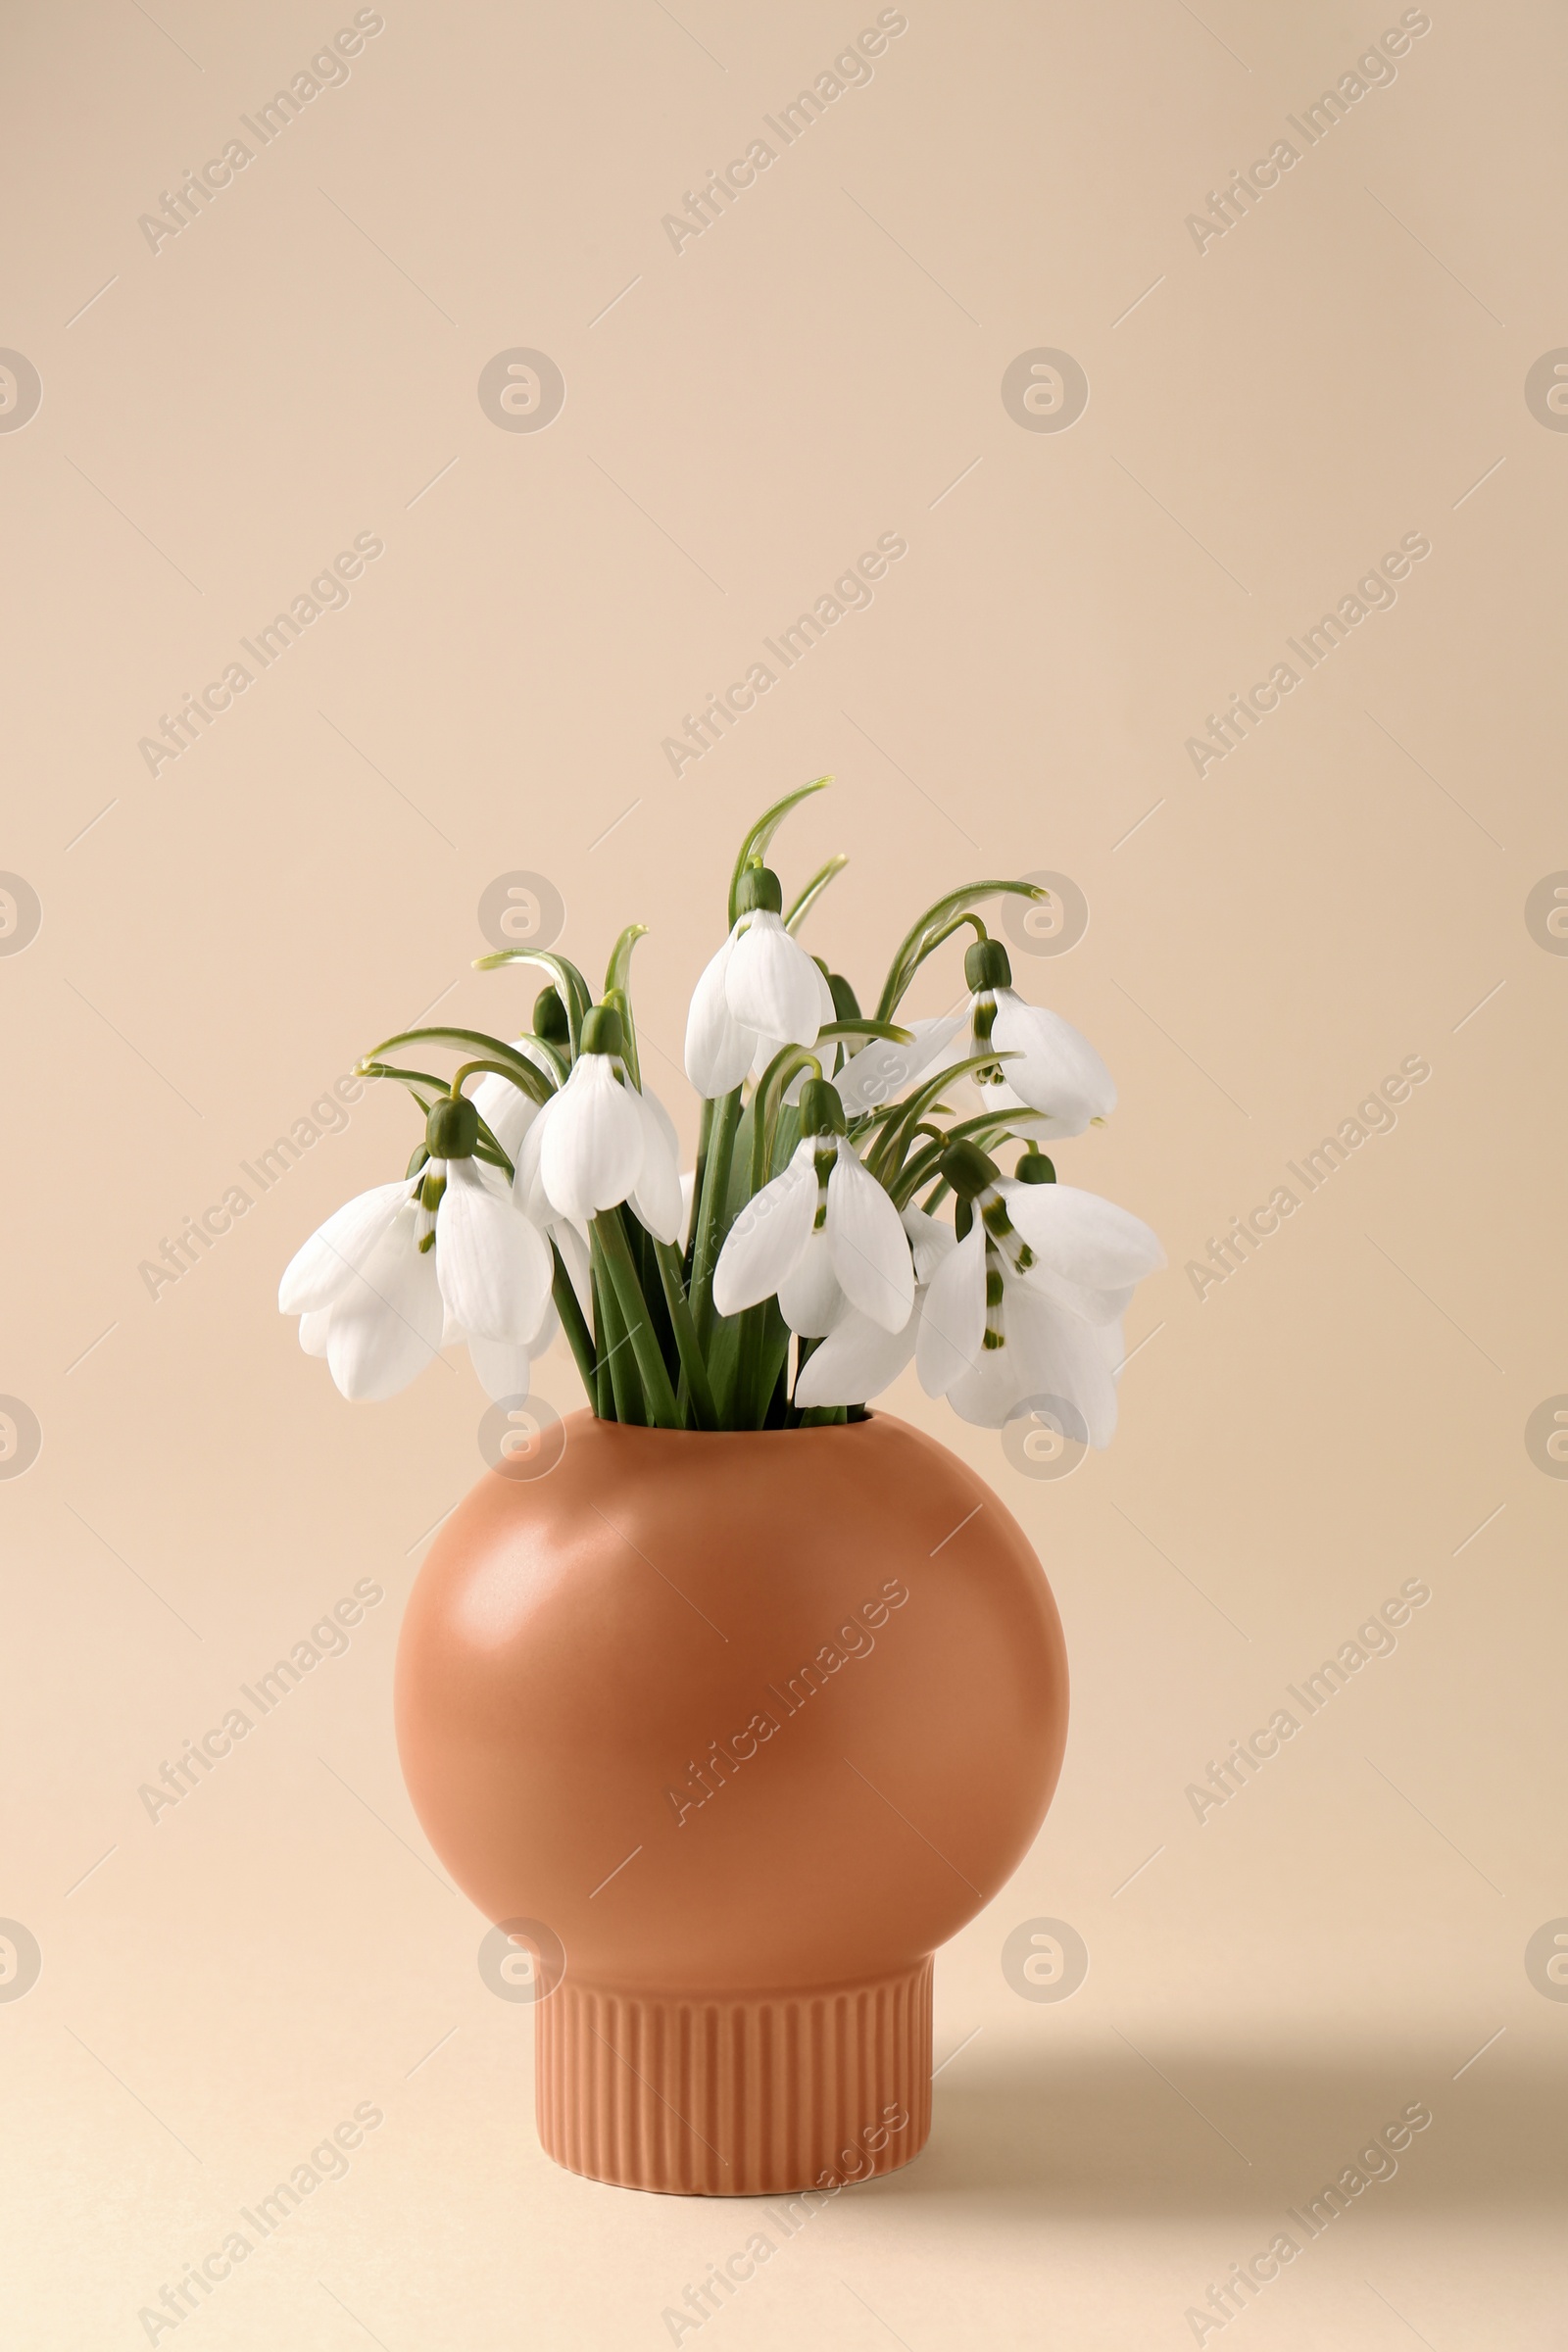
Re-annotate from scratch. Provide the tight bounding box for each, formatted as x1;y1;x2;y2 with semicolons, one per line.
835;934;1113;1141
712;1077;913;1336
792;1203;953;1409
527;1004;683;1244
916;1143;1162;1438
278;1095;555;1401
684;865;834;1098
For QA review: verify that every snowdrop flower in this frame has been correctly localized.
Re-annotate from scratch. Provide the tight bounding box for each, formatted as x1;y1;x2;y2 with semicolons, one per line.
916;1142;1162;1439
713;1079;914;1335
793;1204;952;1408
279;1096;555;1401
684;865;834;1098
526;1004;683;1244
836;936;1114;1141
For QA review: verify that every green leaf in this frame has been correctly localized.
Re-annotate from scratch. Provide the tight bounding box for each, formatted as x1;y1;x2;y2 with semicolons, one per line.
818;1016;913;1045
727;777;832;925
604;923;648;1002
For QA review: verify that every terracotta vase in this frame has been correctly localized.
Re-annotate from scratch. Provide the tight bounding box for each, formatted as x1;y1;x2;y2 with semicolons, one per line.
395;1409;1068;2195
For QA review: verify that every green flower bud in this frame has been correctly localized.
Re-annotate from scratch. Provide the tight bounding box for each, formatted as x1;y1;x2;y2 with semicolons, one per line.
735;864;784;916
534;986;569;1045
579;1004;625;1056
426;1097;479;1159
1015;1150;1056;1184
963;937;1012;994
940;1138;1002;1200
799;1076;847;1138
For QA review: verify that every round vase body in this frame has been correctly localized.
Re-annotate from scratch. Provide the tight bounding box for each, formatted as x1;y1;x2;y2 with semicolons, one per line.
396;1411;1068;2194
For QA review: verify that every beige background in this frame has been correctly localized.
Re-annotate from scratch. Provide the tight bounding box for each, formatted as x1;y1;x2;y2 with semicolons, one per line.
3;0;1565;2343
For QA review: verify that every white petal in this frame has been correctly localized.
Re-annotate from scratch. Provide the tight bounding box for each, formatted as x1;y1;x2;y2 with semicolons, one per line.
625;1080;684;1245
278;1180;411;1315
679;1169;696;1252
948;1277;1119;1443
324;1207;444;1400
298;1308;332;1358
777;1230;843;1336
684;930;756;1097
1004;1182;1164;1316
471;1071;540;1164
902;1203;956;1288
834;1007;965;1116
826;1146;914;1333
436;1159;554;1343
794;1303;918;1407
513;1093;555;1221
552;1217;593;1318
540;1055;643;1220
725;912;825;1046
711;1148;818;1316
989;994;1116;1132
916;1223;987;1396
466;1333;535;1404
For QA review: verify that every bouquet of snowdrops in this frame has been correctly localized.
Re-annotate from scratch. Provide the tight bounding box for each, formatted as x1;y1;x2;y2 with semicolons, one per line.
279;780;1162;1442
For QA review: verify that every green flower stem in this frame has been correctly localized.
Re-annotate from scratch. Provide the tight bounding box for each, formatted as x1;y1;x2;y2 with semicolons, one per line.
685;1096;714;1287
653;1241;718;1430
866;1053;1018;1185
874;880;1047;1022
892;1114;1022;1207
595;1211;682;1429
361;1028;555;1102
551;1245;597;1400
591;1240;637;1422
690;1086;742;1347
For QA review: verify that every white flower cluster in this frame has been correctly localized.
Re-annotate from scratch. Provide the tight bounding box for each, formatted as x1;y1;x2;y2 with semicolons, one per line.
280;783;1163;1444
